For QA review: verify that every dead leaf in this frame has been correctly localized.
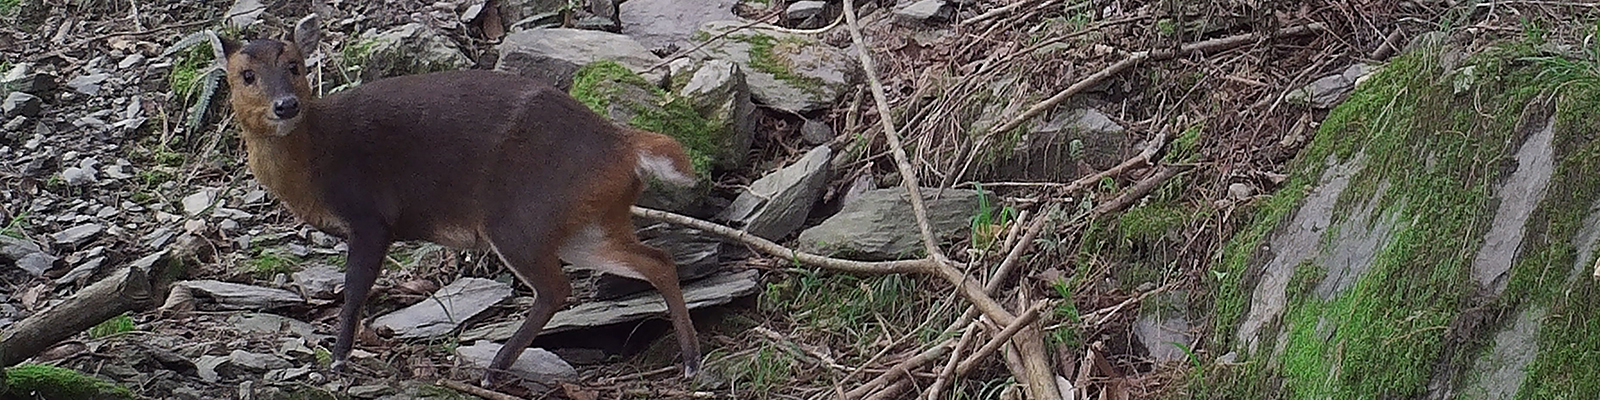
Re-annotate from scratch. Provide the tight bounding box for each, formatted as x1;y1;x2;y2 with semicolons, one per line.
477;0;505;41
560;383;598;400
35;341;86;362
395;279;440;296
19;283;48;310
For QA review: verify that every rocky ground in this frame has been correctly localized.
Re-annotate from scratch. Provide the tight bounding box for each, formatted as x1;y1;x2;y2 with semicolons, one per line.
0;0;1558;398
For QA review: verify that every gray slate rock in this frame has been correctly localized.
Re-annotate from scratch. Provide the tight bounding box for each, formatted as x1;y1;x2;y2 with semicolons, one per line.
796;188;989;260
674;59;757;169
787;1;827;21
979;107;1127;181
351;23;473;81
225;0;266;28
718;145;832;240
60;167;96;186
895;0;952;23
2;68;56;94
15;253;58;276
229;313;325;341
228;350;291;372
688;21;860;113
291;264;344;300
455;341;576;387
0;235;45;262
499;0;567;29
619;0;739;51
591;222;725;299
801;118;834;145
494;28;661;90
1;236;57;276
3;92;41;118
180;280;304;310
65;73;109;96
463;269;760;342
372;277;512;339
348;385;396;399
1287;63;1379;109
1132;292;1192;362
52;223;103;246
182;189;217;216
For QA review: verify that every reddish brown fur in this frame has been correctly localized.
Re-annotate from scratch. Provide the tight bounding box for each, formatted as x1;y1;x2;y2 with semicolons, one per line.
220;14;701;388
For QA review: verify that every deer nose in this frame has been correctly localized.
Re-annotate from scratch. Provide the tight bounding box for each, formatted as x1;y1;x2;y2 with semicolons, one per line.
272;97;301;119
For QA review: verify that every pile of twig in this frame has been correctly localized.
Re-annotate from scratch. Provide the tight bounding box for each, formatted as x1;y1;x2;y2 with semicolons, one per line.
606;0;1334;398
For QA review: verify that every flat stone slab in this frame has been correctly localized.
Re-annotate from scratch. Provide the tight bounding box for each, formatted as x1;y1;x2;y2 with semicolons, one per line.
373;277;513;339
462;269;760;342
179;280;305;310
455;341;577;387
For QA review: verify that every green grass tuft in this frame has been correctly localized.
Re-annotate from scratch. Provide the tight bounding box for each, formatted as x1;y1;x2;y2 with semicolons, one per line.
89;313;135;339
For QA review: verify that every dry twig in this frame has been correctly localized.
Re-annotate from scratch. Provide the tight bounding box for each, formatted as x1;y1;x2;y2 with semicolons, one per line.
947;23;1327;187
435;379;522;400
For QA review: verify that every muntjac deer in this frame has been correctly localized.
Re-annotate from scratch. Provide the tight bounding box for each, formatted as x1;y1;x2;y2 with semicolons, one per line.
217;14;702;386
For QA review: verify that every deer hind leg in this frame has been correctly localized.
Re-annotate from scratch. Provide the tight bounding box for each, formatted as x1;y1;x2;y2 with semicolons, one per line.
481;221;571;388
559;222;703;378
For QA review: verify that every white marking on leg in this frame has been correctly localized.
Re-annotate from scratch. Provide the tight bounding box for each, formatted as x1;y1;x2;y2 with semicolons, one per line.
636;150;696;187
558;224;645;280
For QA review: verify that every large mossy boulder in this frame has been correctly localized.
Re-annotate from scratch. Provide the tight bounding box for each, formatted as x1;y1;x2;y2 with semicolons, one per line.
493;28;661;91
567;61;724;214
1195;35;1600;399
686;21;860;114
343;23;473;82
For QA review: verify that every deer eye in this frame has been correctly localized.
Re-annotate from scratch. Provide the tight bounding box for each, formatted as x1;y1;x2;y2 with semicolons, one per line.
242;70;257;85
289;65;301;75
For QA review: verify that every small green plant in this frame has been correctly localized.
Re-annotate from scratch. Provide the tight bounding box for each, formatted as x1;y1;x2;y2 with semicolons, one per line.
161;30;229;130
1;212;27;239
969;184;1017;251
2;364;135;399
313;347;333;367
244;250;299;278
89;313;136;339
1047;280;1083;349
729;346;795;394
0;0;19;16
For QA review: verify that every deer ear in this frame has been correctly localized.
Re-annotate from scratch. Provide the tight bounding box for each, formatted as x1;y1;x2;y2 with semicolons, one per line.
220;37;242;57
292;14;322;54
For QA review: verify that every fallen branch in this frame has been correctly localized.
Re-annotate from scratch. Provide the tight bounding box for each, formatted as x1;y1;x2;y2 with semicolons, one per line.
1090;164;1191;218
436;379;522;400
843;0;947;264
0;236;200;367
956;301;1051;375
959;0;1055;26
923;320;980;400
632;206;1019;326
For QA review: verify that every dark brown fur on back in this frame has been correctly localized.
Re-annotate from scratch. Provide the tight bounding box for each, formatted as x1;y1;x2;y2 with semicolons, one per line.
292;70;631;247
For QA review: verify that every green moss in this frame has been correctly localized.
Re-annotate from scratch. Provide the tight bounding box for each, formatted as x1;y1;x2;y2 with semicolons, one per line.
1196;33;1600;399
89;313;136;339
736;33;828;96
0;0;18;15
3;364;134;400
1507;50;1600;399
168;46;212;97
570;61;719;178
244;249;299;279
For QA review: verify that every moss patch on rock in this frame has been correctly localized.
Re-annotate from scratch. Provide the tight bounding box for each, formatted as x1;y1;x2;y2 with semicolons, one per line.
569;60;719;179
3;364;134;400
1192;34;1600;399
